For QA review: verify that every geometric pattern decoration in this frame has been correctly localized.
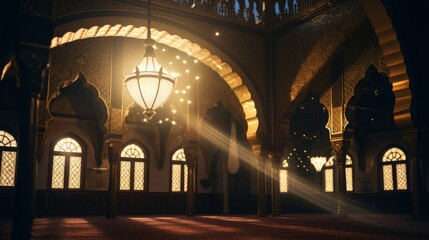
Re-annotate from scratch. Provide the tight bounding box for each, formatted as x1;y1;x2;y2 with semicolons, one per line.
0;131;18;187
68;156;82;189
134;162;145;191
50;25;259;144
346;157;353;192
121;144;145;158
0;151;17;187
184;165;188;192
172;164;182;192
382;147;406;162
120;143;146;191
381;147;407;191
54;137;82;153
324;169;334;192
120;161;131;191
383;165;394;191
52;155;66;189
171;148;187;192
346;168;353;192
280;159;288;193
396;163;408;190
0;130;17;147
324;155;353;192
51;137;83;189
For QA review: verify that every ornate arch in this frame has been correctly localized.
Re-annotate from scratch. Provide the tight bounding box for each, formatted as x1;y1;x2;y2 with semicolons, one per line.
359;0;412;129
50;24;259;144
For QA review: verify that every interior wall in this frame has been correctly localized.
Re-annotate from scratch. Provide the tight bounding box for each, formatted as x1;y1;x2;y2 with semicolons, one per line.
275;0;388;120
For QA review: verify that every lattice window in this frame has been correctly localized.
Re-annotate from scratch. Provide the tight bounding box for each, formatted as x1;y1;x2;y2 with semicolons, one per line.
171;148;188;192
120;161;131;190
52;155;66;189
345;157;353;192
280;159;288;193
120;143;146;191
324;169;334;192
121;144;145;158
68;156;81;189
54;138;82;153
0;151;17;186
172;164;182;192
323;155;353;192
134;162;145;190
381;147;407;191
0;130;17;147
0;131;18;187
51;137;83;189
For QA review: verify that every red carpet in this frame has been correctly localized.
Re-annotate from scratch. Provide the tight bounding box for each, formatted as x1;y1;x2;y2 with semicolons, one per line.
1;214;428;239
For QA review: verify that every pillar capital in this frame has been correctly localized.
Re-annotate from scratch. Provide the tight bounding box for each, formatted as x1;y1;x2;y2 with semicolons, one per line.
183;140;198;167
268;146;283;167
107;139;121;164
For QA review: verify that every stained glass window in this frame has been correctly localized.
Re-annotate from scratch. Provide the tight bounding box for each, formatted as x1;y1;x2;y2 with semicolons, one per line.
0;131;18;187
324;155;353;192
280;159;288;193
51;137;83;189
171;148;188;192
120;143;145;191
381;147;407;191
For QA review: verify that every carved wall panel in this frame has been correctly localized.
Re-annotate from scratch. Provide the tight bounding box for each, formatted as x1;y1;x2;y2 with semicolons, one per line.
110;108;123;134
48;38;112;122
277;1;387;136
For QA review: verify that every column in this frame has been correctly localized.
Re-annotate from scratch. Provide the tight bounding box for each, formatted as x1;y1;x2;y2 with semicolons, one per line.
332;140;349;218
106;141;121;219
270;149;282;216
257;149;267;217
223;156;229;214
12;1;53;238
184;140;198;217
402;128;428;220
12;64;44;240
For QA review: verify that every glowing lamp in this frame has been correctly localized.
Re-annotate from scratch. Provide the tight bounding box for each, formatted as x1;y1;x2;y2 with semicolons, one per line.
310;156;327;172
125;0;176;119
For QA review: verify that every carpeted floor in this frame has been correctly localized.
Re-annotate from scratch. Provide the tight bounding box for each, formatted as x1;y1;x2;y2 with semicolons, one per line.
1;214;429;239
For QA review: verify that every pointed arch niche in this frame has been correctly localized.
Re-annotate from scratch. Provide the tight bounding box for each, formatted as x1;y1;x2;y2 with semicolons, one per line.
50;24;260;144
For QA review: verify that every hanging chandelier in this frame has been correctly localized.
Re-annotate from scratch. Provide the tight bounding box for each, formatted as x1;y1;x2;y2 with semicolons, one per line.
125;0;176;120
310;108;327;172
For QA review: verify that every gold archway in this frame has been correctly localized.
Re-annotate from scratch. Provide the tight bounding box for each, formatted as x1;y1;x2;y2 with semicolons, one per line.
360;0;412;129
50;24;259;143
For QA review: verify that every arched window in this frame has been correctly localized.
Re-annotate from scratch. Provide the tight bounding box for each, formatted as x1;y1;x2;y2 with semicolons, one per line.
171;148;188;192
51;137;83;189
279;159;288;193
381;147;407;191
119;143;146;191
0;130;18;187
324;155;353;192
